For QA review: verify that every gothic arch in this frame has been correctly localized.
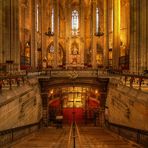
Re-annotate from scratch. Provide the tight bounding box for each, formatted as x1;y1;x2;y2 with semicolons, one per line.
47;42;66;67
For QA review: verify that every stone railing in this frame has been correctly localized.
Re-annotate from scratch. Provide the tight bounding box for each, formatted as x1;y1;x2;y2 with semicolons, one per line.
37;69;99;78
0;74;27;92
105;121;148;147
0;120;43;147
109;74;148;93
1;69;147;92
38;69;148;92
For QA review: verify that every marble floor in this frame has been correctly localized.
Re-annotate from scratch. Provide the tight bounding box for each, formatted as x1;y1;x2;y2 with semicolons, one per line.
6;126;142;148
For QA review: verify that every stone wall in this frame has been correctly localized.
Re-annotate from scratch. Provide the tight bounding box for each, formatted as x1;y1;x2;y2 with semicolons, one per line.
106;78;148;131
0;78;42;131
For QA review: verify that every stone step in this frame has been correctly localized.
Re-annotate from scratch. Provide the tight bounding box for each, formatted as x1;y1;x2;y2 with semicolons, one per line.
9;126;141;148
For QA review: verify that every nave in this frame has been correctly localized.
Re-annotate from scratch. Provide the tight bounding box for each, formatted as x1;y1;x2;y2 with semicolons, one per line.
8;126;141;148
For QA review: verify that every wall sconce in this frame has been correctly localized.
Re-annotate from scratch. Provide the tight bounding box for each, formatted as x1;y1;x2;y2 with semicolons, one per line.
45;27;54;37
95;27;104;37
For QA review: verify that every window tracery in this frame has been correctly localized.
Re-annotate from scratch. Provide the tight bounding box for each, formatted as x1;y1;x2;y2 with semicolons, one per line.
72;10;79;35
96;8;99;33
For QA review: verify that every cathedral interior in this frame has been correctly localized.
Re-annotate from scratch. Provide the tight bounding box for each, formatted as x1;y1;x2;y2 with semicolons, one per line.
0;0;148;147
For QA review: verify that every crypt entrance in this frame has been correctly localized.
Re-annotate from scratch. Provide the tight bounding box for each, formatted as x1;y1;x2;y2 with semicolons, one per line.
39;77;108;126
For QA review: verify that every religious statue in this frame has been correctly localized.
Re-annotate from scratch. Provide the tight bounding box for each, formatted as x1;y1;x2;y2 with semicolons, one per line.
71;55;77;64
72;46;79;55
96;54;103;65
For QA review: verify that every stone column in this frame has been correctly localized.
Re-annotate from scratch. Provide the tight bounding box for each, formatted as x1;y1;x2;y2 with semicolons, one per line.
136;0;140;74
53;0;59;68
41;0;46;62
0;0;2;63
126;2;130;51
84;7;87;65
91;0;97;68
12;0;20;68
31;0;36;68
65;0;71;67
80;0;85;67
130;0;135;73
139;0;147;72
103;0;109;68
112;0;120;69
130;0;140;73
5;0;11;63
147;0;148;69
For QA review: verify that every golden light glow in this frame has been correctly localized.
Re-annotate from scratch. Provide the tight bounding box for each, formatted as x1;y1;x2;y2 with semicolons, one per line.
95;90;98;94
62;87;99;108
50;89;53;94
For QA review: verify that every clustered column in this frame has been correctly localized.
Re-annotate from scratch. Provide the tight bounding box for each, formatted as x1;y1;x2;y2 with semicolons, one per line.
112;0;120;69
0;0;20;67
41;0;46;62
31;0;36;68
80;0;85;67
0;0;2;63
130;0;148;73
91;0;97;68
53;0;59;68
103;0;109;68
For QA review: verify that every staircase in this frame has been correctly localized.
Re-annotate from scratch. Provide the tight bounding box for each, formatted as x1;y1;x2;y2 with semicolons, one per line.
9;126;142;148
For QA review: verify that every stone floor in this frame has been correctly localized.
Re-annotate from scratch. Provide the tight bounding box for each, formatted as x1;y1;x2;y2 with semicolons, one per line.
77;127;141;148
6;126;142;148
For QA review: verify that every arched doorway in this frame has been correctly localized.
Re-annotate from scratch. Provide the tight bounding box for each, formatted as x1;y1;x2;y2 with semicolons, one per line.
48;86;101;126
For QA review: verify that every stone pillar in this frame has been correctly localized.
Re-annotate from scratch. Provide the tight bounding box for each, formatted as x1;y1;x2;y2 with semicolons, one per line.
2;0;19;65
103;0;109;68
130;0;135;73
65;0;71;68
112;0;120;69
84;6;90;64
80;0;85;67
126;2;130;52
4;0;11;63
12;0;20;68
91;0;97;68
130;0;140;73
0;0;2;63
139;0;147;72
136;0;140;74
31;0;36;68
0;0;20;69
147;0;148;70
53;0;59;68
41;0;46;62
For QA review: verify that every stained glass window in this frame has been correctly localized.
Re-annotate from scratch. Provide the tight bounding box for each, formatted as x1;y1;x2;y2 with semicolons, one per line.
96;8;99;33
51;9;54;33
72;10;79;35
36;4;39;32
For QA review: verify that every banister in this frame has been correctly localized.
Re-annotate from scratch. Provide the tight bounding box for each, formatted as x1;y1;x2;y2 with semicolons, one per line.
67;122;73;148
75;122;82;148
